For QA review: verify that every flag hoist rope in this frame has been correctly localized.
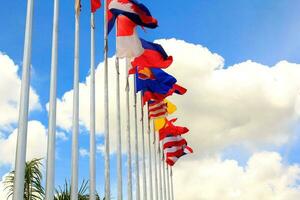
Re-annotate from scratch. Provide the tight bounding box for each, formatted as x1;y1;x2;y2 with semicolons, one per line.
125;58;133;200
147;105;153;200
140;96;147;200
152;121;159;200
133;74;141;200
45;0;59;199
104;0;111;199
13;0;34;199
89;12;96;200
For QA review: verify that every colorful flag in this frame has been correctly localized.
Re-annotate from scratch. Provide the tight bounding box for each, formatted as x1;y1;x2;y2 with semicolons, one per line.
91;0;101;13
108;0;158;34
165;99;177;115
129;39;173;74
165;144;193;166
148;101;167;119
116;16;144;58
159;118;189;141
75;0;81;16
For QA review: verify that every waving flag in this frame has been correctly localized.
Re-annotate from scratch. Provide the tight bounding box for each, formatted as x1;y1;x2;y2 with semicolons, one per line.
159;118;189;141
116;16;144;58
129;39;173;74
148;101;167;119
108;0;158;34
91;0;101;12
165;144;193;166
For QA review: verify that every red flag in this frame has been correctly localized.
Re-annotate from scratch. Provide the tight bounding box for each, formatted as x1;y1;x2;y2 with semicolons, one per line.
91;0;101;13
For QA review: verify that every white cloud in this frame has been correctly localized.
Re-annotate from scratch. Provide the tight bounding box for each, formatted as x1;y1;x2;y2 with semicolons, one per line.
56;131;68;141
173;152;300;200
54;38;300;155
0;53;41;131
0;120;47;167
79;148;89;157
0;173;11;200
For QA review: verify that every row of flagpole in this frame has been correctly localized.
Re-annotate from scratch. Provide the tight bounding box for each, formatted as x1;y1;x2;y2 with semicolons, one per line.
12;0;176;200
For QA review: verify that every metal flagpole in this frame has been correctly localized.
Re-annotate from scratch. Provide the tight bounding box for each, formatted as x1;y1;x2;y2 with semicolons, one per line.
115;56;122;200
162;145;167;200
140;96;147;200
166;166;171;200
156;127;163;200
152;122;159;200
13;0;34;199
125;58;133;200
170;168;174;200
89;12;96;200
45;0;59;199
147;105;153;200
71;2;80;199
133;74;141;200
104;0;111;199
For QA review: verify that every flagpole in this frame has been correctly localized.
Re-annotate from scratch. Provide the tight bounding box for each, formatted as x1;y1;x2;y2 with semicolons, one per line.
115;56;122;200
13;0;34;199
147;105;153;200
152;122;159;200
156;126;163;200
166;166;171;200
162;145;167;200
170;168;174;200
133;74;140;200
89;12;96;200
125;58;133;200
140;96;147;200
104;0;110;199
71;5;80;200
45;0;59;199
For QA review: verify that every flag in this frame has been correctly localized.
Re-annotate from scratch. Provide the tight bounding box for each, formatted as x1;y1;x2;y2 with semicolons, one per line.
116;16;144;58
91;0;101;13
165;99;177;115
165;145;193;166
129;39;173;74
75;0;81;16
154;117;167;131
108;0;158;34
148;101;167;119
159;118;189;141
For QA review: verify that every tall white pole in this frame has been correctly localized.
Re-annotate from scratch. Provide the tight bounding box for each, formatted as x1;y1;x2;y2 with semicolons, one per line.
166;166;171;200
13;0;34;199
125;59;133;200
104;0;111;199
140;96;147;200
162;146;167;200
156;129;163;200
71;7;80;200
133;74;140;200
146;107;153;200
152;123;159;200
115;56;122;200
45;0;59;199
89;13;96;200
170;168;174;200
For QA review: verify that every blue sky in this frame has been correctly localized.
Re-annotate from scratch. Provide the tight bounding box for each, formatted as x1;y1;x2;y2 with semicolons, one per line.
1;0;300;198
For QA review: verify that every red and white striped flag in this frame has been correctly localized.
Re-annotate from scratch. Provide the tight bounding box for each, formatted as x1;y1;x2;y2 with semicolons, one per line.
148;101;167;119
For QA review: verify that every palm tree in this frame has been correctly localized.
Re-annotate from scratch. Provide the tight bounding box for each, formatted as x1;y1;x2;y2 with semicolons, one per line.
3;158;45;200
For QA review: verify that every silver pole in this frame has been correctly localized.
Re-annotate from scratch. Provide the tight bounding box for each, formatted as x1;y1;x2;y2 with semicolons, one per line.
125;59;133;200
170;168;174;200
162;145;167;200
89;13;96;200
152;122;159;200
140;96;147;200
146;106;153;200
45;0;59;199
166;166;171;200
71;9;80;200
157;129;163;200
104;0;110;199
133;74;140;200
115;56;122;200
13;0;34;199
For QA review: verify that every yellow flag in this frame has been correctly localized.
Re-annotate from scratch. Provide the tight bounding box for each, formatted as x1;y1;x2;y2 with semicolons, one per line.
154;117;166;131
164;99;177;114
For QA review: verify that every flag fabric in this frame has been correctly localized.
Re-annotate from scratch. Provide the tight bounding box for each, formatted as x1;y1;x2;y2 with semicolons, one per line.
129;39;173;74
108;0;158;34
159;118;189;141
148;101;167;119
75;0;81;16
165;144;193;166
91;0;101;13
116;16;144;58
165;99;177;115
154;117;167;131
